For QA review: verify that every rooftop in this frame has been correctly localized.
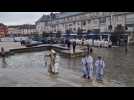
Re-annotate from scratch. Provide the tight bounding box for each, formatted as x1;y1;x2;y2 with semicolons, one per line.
57;12;84;18
19;24;36;29
36;12;85;23
8;24;36;29
36;15;51;23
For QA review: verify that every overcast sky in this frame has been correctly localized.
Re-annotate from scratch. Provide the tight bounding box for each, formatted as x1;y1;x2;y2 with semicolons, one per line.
0;12;53;26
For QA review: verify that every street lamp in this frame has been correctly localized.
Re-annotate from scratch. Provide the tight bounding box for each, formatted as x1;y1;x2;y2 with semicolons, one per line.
50;13;53;44
108;15;112;42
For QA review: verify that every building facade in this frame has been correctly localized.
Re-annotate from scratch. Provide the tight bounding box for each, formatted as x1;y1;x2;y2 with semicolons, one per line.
36;12;134;35
0;23;8;38
8;26;21;35
19;24;37;35
8;24;37;36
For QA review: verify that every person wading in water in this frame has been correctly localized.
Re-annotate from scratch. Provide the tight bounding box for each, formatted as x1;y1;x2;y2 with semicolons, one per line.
1;47;7;68
1;47;6;57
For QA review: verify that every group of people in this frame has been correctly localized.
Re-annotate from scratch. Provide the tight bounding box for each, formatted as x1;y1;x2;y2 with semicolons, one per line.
45;48;105;82
45;49;59;74
81;54;105;82
65;39;77;53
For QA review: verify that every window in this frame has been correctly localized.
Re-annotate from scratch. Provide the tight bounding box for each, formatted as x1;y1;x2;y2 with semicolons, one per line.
93;19;98;24
67;17;69;21
82;21;86;26
62;24;64;27
100;17;106;24
76;16;79;20
88;19;91;24
74;16;76;20
69;24;72;26
77;22;80;25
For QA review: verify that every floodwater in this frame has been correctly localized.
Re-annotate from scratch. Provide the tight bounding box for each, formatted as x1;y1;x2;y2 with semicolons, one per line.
60;46;134;86
0;46;134;87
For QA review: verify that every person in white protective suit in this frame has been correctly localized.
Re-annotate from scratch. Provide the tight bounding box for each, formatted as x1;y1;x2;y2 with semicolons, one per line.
95;56;105;82
81;56;88;79
85;54;94;80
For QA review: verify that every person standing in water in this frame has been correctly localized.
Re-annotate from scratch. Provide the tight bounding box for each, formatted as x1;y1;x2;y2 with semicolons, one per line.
72;40;76;53
46;49;59;74
85;54;94;80
81;55;88;79
81;53;94;80
52;51;59;74
87;44;90;54
1;47;5;57
124;39;128;54
95;56;105;82
66;39;71;49
45;49;54;74
0;47;7;68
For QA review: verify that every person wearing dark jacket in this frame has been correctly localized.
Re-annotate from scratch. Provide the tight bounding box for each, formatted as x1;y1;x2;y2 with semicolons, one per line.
67;40;71;49
72;41;76;53
1;47;5;57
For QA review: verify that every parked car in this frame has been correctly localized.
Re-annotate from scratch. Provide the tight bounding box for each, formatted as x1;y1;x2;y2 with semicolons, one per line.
14;37;28;42
25;40;42;47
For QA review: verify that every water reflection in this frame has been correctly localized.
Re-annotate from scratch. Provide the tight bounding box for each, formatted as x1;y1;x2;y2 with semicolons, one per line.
0;46;133;86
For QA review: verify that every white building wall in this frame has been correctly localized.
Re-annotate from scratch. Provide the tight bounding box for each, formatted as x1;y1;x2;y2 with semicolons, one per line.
36;22;45;34
36;12;132;34
112;15;126;31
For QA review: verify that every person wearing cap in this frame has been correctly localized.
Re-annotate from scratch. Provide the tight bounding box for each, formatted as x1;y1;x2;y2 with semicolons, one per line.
95;56;105;82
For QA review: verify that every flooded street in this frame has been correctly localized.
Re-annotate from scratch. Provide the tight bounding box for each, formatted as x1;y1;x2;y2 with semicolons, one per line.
0;46;134;87
60;46;134;86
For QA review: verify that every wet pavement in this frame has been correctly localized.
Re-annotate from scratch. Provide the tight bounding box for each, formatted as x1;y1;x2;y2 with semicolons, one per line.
0;42;25;52
0;46;133;87
59;46;134;86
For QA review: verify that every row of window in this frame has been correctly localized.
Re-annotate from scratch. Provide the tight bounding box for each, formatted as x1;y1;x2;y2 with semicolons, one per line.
38;19;105;31
50;12;107;24
49;18;108;26
37;14;128;33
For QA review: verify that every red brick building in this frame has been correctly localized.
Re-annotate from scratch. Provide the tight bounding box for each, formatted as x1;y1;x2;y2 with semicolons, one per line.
0;23;8;38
